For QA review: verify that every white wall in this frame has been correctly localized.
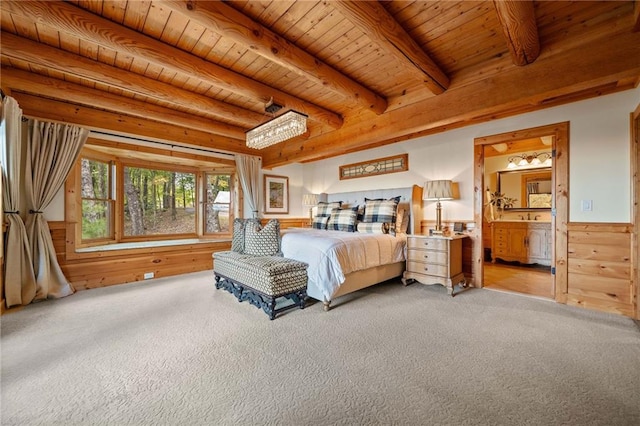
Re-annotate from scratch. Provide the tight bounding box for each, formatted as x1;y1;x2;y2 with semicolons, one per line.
259;162;305;218
270;87;639;224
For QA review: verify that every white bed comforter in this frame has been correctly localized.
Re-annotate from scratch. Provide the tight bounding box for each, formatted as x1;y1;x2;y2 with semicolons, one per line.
281;229;406;301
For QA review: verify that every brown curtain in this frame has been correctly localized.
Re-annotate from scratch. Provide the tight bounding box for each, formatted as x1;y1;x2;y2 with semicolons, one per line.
1;96;37;307
24;120;88;300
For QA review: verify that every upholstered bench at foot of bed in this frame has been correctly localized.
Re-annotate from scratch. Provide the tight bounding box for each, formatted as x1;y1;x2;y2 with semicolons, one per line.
213;251;308;320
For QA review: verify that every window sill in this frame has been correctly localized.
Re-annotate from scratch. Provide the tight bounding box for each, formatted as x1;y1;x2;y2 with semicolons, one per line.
75;238;231;253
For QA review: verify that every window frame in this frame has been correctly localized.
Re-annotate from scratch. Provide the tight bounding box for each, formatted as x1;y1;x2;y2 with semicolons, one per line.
77;149;116;246
67;143;240;254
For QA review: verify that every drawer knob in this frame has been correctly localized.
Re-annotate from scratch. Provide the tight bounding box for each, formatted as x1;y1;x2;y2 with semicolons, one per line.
424;267;429;271
424;255;429;259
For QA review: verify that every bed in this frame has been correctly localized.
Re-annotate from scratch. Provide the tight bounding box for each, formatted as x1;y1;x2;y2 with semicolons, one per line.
281;185;423;310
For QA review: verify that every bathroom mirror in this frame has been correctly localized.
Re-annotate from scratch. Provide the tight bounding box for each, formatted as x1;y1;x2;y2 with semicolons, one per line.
496;167;552;209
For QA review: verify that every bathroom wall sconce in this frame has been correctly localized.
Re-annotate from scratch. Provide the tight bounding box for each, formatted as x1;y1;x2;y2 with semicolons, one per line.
507;152;552;169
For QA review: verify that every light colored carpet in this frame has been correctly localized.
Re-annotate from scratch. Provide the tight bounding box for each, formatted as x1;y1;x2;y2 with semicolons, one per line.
2;271;639;425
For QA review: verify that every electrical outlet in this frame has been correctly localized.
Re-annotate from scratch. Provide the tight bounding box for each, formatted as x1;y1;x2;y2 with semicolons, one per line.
143;272;154;280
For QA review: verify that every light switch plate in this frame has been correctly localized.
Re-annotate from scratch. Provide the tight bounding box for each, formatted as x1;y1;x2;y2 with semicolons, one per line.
581;200;593;212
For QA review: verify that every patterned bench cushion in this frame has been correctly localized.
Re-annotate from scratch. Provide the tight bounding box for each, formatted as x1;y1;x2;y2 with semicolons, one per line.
213;253;308;297
213;250;253;262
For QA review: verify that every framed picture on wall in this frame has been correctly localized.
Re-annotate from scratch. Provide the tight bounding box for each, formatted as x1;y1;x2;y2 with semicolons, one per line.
264;174;289;214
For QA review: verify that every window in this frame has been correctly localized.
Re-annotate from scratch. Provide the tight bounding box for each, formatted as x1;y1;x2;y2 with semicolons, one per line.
205;173;232;234
81;157;114;241
123;165;197;237
73;144;237;248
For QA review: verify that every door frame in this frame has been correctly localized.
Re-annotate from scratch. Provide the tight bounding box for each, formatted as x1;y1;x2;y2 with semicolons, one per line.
632;104;639;320
473;122;569;303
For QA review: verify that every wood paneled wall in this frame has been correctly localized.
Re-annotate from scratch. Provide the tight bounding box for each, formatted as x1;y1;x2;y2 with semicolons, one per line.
46;218;640;319
421;218;637;319
50;221;230;290
260;218;309;228
0;223;5;313
50;218;308;291
565;223;635;317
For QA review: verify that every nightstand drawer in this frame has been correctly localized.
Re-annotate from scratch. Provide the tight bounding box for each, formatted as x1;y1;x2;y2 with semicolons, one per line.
407;261;448;277
407;237;447;251
407;249;448;264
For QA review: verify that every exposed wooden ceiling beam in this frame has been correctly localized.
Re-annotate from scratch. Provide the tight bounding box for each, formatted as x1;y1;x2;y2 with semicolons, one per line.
261;29;640;167
1;67;247;141
493;0;540;66
633;0;640;32
0;32;262;130
0;0;344;130
85;139;237;168
160;0;388;115
12;92;257;156
330;0;449;94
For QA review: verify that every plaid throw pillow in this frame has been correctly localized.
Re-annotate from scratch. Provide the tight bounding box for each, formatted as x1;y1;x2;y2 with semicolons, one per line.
327;207;357;232
364;196;401;204
312;215;329;229
316;201;342;217
362;199;398;225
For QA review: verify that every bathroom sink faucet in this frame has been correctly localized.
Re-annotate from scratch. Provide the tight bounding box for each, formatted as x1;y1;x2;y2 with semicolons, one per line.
519;215;525;220
535;215;541;221
526;212;531;220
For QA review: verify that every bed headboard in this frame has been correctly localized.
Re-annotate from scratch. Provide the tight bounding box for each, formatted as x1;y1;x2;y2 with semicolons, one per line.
326;185;423;234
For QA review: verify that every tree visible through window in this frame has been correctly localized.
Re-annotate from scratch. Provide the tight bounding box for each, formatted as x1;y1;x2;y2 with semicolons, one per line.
205;173;232;233
76;147;236;246
123;166;196;237
81;158;112;240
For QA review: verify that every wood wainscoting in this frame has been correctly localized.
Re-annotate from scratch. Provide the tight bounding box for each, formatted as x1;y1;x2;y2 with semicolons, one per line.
50;221;230;290
1;222;5;313
260;218;309;228
50;218;308;291
563;223;636;318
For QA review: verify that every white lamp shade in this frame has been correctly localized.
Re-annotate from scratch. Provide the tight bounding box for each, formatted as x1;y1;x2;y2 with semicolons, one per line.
302;193;318;206
423;180;454;200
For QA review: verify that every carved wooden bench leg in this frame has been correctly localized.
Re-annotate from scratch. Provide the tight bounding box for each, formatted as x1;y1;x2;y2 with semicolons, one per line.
284;291;306;310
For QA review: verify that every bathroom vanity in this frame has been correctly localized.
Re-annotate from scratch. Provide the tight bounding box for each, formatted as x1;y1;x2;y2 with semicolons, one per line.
491;220;552;266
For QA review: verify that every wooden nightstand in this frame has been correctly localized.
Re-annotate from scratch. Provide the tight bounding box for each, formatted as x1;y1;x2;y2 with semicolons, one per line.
402;234;468;296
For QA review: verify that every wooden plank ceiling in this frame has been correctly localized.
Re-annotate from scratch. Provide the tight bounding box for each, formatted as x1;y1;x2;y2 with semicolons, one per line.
1;1;639;168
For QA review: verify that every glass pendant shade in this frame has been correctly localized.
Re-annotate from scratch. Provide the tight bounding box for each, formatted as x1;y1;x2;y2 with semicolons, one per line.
246;110;308;149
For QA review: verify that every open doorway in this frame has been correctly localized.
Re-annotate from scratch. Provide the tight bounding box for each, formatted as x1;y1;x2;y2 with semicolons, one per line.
472;122;570;303
482;140;554;299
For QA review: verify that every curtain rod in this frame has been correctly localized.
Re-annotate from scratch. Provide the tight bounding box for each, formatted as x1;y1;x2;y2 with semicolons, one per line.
89;130;237;160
